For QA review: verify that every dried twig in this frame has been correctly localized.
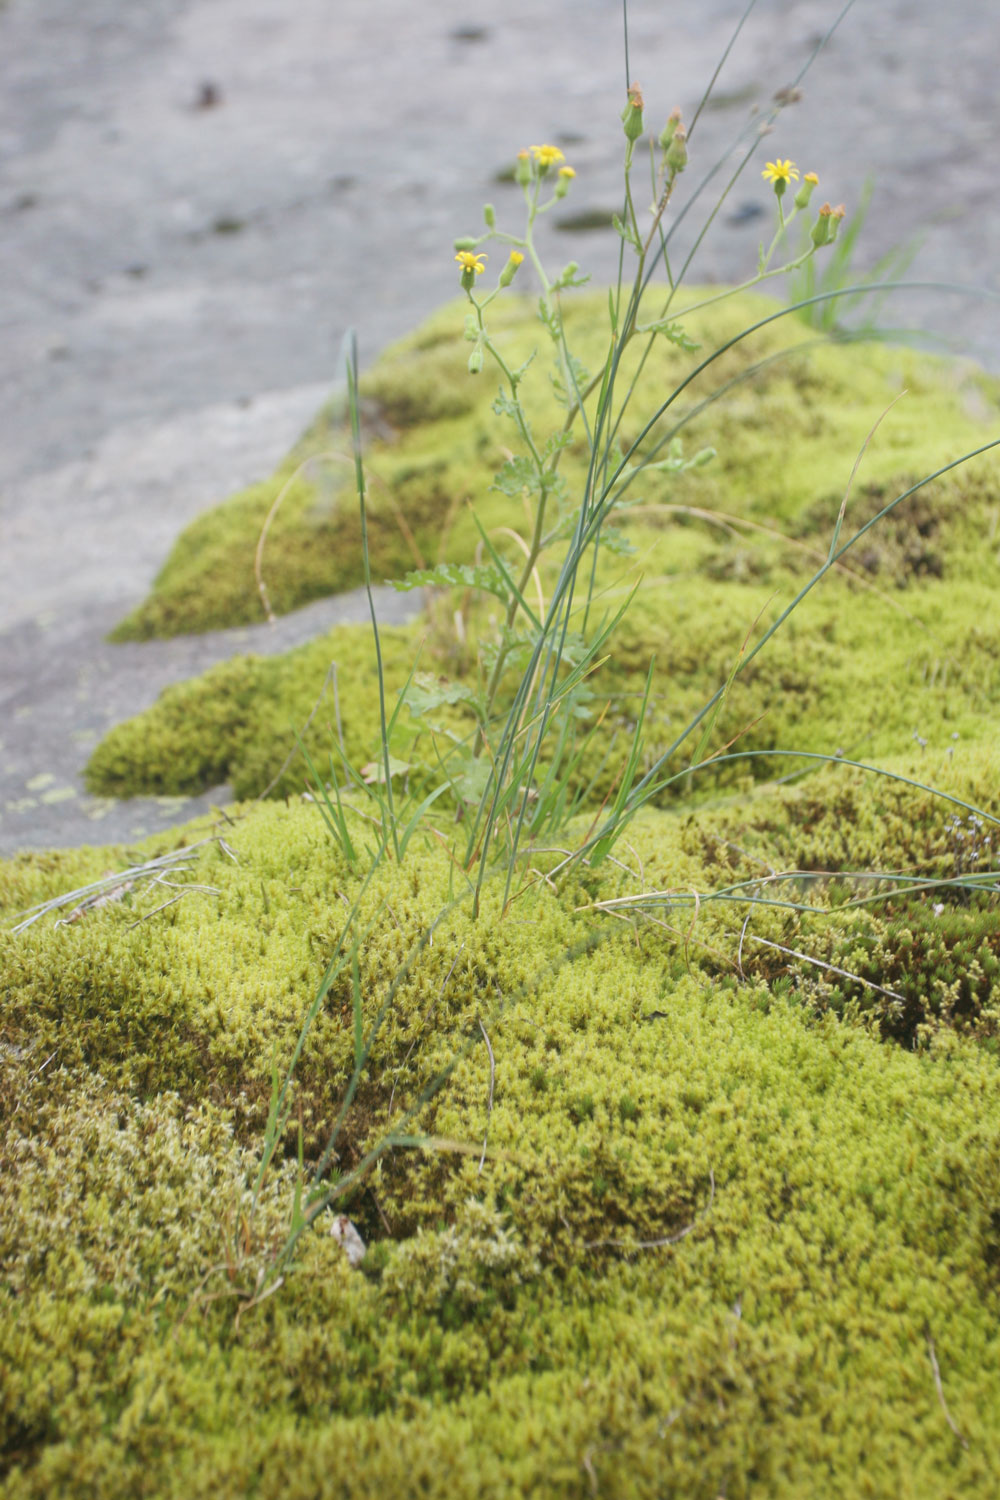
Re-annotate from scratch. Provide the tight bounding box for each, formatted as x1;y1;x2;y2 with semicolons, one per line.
926;1328;969;1449
11;837;228;935
125;893;186;930
740;932;905;1003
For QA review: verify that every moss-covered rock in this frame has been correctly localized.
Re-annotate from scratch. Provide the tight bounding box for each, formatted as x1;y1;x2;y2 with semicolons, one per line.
2;779;1000;1495
7;288;1000;1494
109;289;1000;641
89;287;1000;808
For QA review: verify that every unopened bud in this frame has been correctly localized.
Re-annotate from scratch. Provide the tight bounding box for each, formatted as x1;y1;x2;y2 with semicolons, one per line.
468;343;483;375
499;250;524;287
464;312;478;342
827;204;846;242
515;149;532;186
454;236;478;252
621;82;645;142
810;202;834;248
665;123;688;173
483;203;496;228
794;171;819;210
659;106;683;150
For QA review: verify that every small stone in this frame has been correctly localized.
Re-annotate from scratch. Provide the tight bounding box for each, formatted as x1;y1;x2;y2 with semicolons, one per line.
329;1214;366;1267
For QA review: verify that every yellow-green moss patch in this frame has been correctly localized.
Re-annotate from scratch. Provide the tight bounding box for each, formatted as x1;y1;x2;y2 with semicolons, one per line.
109;290;1000;640
3;787;1000;1495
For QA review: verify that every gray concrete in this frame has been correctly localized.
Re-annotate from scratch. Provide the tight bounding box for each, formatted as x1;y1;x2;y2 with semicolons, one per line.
1;0;998;855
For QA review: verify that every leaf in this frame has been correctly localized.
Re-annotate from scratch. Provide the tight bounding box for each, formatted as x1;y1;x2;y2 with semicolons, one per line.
510;349;537;385
612;211;642;252
390;561;511;603
492;454;541;498
453;755;494;803
551;353;591;406
403;672;478;719
492;388;520;420
360;756;412;785
537;296;562;340
543;430;574;462
552;267;592;291
640;319;700;352
596;526;636;557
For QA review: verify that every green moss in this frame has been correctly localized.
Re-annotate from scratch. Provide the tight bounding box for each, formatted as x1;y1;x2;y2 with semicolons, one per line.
84;554;1000;810
109;290;1000;641
3;792;1000;1494
7;289;1000;1493
89;286;1000;806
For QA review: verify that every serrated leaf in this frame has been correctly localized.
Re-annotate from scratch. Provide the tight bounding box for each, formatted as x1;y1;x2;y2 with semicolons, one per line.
360;756;411;785
611;212;641;252
452;755;494;803
551;353;591;407
492;389;520;420
552;268;592;291
510;349;537;385
492;454;541;497
642;319;700;352
403;672;478;719
542;430;574;461
390;562;512;601
597;526;637;557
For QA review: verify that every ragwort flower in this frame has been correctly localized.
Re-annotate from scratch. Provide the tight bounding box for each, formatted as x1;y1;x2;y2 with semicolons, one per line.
455;250;487;289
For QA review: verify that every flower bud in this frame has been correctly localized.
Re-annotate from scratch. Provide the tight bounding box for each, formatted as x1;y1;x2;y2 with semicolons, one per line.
827;204;846;243
659;106;682;150
515;149;532;186
464;312;479;342
483;203;496;228
794;171;819;210
468;343;483;375
810;203;834;248
621;82;645;142
499;250;525;287
665;123;688;173
554;165;576;199
454;236;478;252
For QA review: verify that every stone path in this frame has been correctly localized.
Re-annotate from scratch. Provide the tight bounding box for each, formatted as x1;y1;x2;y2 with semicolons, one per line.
1;0;998;855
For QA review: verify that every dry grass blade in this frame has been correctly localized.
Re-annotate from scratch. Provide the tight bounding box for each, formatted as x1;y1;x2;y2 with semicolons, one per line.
10;837;227;934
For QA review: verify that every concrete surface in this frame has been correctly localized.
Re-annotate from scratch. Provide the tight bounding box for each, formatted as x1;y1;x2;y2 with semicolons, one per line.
1;0;998;855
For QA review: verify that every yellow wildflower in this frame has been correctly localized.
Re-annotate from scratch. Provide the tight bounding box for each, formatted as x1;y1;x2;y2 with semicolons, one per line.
761;159;799;185
794;170;820;210
558;166;576;179
454;251;487;276
531;144;565;168
499;250;524;288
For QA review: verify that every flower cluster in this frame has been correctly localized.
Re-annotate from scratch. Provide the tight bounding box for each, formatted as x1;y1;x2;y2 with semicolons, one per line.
762;158;844;243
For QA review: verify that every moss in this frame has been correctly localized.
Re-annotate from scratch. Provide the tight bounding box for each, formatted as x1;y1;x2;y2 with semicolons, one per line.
8;289;1000;1492
109;290;1000;641
88;286;1000;806
3;776;1000;1494
85;557;1000;810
